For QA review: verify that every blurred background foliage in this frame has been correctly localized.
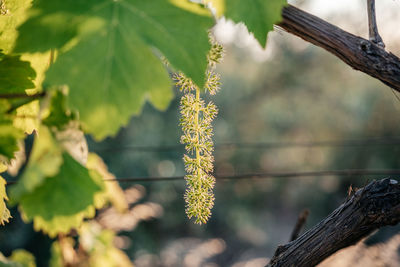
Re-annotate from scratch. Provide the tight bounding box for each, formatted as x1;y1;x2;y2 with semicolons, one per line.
2;0;400;266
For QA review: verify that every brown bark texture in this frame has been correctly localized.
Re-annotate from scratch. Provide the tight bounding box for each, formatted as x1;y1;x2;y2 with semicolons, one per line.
266;178;400;267
278;5;400;93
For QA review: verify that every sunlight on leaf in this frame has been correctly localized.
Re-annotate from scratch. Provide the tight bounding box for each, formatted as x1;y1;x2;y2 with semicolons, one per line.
0;249;36;267
18;153;102;237
13;0;100;53
46;27;172;140
13;100;39;134
0;52;36;93
15;0;214;140
9;126;62;203
9;250;36;267
0;0;31;53
20;52;52;94
0;109;24;161
0;175;11;226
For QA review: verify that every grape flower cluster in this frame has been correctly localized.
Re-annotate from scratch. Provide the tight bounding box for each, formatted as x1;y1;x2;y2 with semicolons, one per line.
175;39;223;224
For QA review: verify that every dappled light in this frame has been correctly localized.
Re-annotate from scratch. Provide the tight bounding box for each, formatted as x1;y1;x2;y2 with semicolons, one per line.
97;185;163;232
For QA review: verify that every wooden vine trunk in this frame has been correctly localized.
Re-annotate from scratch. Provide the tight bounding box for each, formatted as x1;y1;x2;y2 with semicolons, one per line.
266;179;400;267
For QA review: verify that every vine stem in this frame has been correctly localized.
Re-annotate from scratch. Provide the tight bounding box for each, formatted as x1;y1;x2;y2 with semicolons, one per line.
0;92;46;99
49;49;55;66
367;0;384;47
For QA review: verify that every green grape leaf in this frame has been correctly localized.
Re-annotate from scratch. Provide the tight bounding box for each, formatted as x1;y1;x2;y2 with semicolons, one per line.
9;123;90;204
49;240;63;267
0;51;41;135
0;108;24;161
18;153;103;237
13;101;39;134
15;0;213;86
208;0;286;47
0;52;36;93
0;0;32;53
42;90;75;129
18;52;52;95
9;250;36;267
8;126;62;203
0;250;37;267
0;175;11;226
45;27;172;140
15;0;214;139
12;0;99;53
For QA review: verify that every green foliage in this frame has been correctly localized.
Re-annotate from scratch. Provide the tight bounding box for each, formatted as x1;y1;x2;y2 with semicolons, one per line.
14;0;214;140
12;101;39;134
0;0;31;54
45;28;172;140
207;0;286;47
0;121;22;161
0;50;39;146
0;121;12;226
7;125;124;237
176;40;223;224
0;52;36;93
0;102;24;161
8;125;104;237
42;89;75;130
0;169;11;226
0;249;36;267
12;0;98;53
48;239;63;267
8;126;63;203
0;0;40;160
18;153;103;237
49;222;132;267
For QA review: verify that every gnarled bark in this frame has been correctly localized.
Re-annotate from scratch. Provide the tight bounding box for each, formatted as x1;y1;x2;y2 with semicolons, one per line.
267;178;400;267
278;5;400;93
